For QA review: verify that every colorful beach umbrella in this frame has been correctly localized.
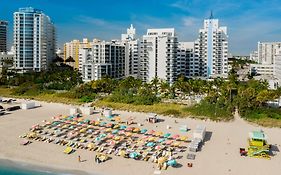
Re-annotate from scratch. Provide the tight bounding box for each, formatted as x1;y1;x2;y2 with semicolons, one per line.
140;129;147;134
164;133;171;138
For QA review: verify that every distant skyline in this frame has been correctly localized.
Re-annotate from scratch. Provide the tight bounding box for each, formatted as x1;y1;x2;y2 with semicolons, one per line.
1;0;281;55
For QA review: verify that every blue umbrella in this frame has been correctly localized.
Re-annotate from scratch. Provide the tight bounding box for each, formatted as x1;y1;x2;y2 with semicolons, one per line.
164;133;171;138
120;125;127;130
167;159;177;167
146;142;156;147
112;129;119;134
158;138;166;143
140;129;148;134
129;152;139;159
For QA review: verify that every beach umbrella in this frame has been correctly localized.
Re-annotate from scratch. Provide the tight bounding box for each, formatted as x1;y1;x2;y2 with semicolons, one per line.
140;129;147;134
120;125;127;130
114;117;121;123
164;133;171;138
118;130;125;135
126;127;134;132
179;136;187;141
172;134;180;139
109;140;116;146
158;157;167;164
80;128;87;133
147;130;155;135
155;145;162;150
167;159;177;167
119;150;126;157
112;129;119;134
113;124;120;129
146;142;155;147
172;141;181;147
114;136;121;141
158;138;166;143
165;140;173;145
129;152;139;159
133;128;140;133
107;133;114;139
125;132;132;137
100;122;107;127
105;128;112;133
87;143;95;149
106;123;113;128
99;133;107;138
94;121;100;126
148;137;156;142
154;131;163;137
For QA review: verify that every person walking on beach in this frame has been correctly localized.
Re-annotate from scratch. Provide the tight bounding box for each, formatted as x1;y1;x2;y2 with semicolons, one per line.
78;155;81;162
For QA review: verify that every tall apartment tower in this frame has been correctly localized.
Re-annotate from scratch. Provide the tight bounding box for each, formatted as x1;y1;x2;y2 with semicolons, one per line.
14;7;55;72
140;28;178;84
121;24;140;78
197;13;228;78
0;21;8;52
79;40;125;82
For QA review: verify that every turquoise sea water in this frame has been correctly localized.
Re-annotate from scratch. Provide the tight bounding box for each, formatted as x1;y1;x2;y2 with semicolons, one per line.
0;159;86;175
0;165;55;175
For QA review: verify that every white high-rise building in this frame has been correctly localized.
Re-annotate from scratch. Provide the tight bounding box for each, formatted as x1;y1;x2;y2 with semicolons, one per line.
140;28;178;83
14;7;55;72
250;42;281;77
79;40;125;82
196;13;228;78
257;42;281;64
121;24;140;78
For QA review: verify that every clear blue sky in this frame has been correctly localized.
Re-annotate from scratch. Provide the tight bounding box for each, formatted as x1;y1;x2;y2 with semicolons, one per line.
1;0;281;55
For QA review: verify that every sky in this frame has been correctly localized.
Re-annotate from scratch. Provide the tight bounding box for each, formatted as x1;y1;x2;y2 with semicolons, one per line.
1;0;281;55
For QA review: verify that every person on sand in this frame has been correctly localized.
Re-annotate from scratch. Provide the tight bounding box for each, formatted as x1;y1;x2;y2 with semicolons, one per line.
78;155;81;162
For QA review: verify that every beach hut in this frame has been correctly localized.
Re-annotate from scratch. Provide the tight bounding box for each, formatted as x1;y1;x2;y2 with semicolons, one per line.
193;125;206;141
21;101;36;110
103;109;112;118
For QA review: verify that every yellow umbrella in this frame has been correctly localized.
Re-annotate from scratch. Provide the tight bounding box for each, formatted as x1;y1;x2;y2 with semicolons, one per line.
114;117;121;123
80;128;87;133
87;143;95;149
148;137;155;142
125;132;132;137
133;128;140;133
119;150;126;157
94;121;100;126
179;136;187;141
172;141;181;147
158;157;167;164
154;131;163;137
105;128;112;132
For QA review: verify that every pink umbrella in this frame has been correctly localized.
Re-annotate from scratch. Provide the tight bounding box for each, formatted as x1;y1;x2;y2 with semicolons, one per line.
172;134;180;139
107;134;114;139
126;127;134;132
147;130;155;135
155;145;161;150
165;140;173;145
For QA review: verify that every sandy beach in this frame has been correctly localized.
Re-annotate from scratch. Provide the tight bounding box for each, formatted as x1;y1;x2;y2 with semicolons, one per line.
0;99;280;175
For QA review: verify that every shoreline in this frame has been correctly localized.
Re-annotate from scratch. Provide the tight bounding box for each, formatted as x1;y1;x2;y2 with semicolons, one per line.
0;99;280;175
0;157;94;175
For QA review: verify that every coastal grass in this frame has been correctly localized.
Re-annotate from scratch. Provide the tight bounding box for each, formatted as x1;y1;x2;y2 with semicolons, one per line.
0;87;82;105
93;100;233;121
242;108;281;128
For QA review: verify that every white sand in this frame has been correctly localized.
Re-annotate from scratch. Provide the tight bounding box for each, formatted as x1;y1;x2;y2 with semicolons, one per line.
0;100;280;175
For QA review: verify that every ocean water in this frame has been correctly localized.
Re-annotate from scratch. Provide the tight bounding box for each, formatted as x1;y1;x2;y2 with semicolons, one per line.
0;164;57;175
0;159;84;175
